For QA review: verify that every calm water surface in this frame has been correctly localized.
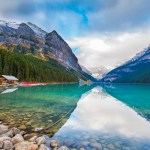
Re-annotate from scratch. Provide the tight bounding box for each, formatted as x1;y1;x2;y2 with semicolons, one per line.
0;84;150;150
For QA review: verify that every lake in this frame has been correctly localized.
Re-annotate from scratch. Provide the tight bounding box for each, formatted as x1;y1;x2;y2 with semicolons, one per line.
0;84;150;150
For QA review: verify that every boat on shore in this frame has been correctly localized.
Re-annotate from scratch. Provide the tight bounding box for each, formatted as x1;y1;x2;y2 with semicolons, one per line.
19;82;47;87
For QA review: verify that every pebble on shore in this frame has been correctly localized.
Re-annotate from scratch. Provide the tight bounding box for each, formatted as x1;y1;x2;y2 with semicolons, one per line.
0;123;69;150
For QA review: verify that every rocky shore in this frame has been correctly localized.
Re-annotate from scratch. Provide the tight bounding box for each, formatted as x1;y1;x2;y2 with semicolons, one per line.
0;122;69;150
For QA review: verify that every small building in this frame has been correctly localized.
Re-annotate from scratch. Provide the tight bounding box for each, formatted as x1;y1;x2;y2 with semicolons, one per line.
0;75;19;85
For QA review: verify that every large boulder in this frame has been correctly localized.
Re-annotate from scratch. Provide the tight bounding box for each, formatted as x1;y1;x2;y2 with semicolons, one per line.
0;125;8;135
36;136;46;145
3;139;13;150
0;129;14;137
0;136;12;149
50;140;58;148
15;141;38;150
26;144;38;150
0;136;11;142
12;134;24;144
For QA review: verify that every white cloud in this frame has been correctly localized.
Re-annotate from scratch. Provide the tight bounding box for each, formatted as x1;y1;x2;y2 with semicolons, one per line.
67;28;150;69
1;0;150;71
87;0;150;33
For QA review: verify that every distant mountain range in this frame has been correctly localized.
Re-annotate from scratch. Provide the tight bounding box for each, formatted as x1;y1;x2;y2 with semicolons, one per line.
80;65;92;75
88;67;109;79
2;19;149;84
0;20;96;82
81;65;109;80
101;46;150;83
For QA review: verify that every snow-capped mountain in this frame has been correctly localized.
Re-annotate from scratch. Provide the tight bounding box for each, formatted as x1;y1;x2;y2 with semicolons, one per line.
0;20;81;71
27;22;47;39
0;19;96;81
0;20;20;29
0;20;47;40
101;45;150;83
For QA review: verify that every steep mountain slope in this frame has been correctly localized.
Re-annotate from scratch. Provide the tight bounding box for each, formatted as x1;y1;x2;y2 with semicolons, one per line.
101;46;150;83
0;20;81;70
45;30;82;70
0;20;96;82
0;20;96;81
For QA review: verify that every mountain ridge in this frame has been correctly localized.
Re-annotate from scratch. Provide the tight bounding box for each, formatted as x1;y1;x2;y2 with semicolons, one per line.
101;45;150;83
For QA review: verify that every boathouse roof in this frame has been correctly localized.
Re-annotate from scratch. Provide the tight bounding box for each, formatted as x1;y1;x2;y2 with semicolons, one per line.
1;75;18;81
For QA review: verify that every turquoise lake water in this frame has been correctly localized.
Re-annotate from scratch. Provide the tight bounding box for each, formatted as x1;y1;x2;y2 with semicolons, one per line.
0;84;150;150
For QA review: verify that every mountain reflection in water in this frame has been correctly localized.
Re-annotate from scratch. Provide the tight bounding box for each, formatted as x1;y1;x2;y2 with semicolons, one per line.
47;84;150;150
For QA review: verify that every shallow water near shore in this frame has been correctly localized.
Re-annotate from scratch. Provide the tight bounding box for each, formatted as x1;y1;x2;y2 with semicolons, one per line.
0;84;150;149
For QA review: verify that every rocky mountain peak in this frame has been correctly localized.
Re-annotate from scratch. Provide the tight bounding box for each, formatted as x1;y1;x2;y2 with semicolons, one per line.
0;19;82;71
46;30;70;53
51;30;58;34
45;30;69;50
17;23;35;36
45;30;81;70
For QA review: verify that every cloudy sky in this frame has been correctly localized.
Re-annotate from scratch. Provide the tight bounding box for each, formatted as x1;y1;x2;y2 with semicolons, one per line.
1;0;150;69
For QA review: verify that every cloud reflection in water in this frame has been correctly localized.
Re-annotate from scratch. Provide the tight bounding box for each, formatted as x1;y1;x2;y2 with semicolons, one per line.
54;86;150;140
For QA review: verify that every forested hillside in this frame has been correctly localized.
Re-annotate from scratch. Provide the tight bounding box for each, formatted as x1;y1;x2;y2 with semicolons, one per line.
0;49;79;82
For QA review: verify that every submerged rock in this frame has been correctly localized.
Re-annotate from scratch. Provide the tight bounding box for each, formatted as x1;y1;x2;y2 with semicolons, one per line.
103;148;109;150
18;125;26;130
58;146;69;150
81;141;90;146
107;144;115;150
48;120;53;123
91;142;102;150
